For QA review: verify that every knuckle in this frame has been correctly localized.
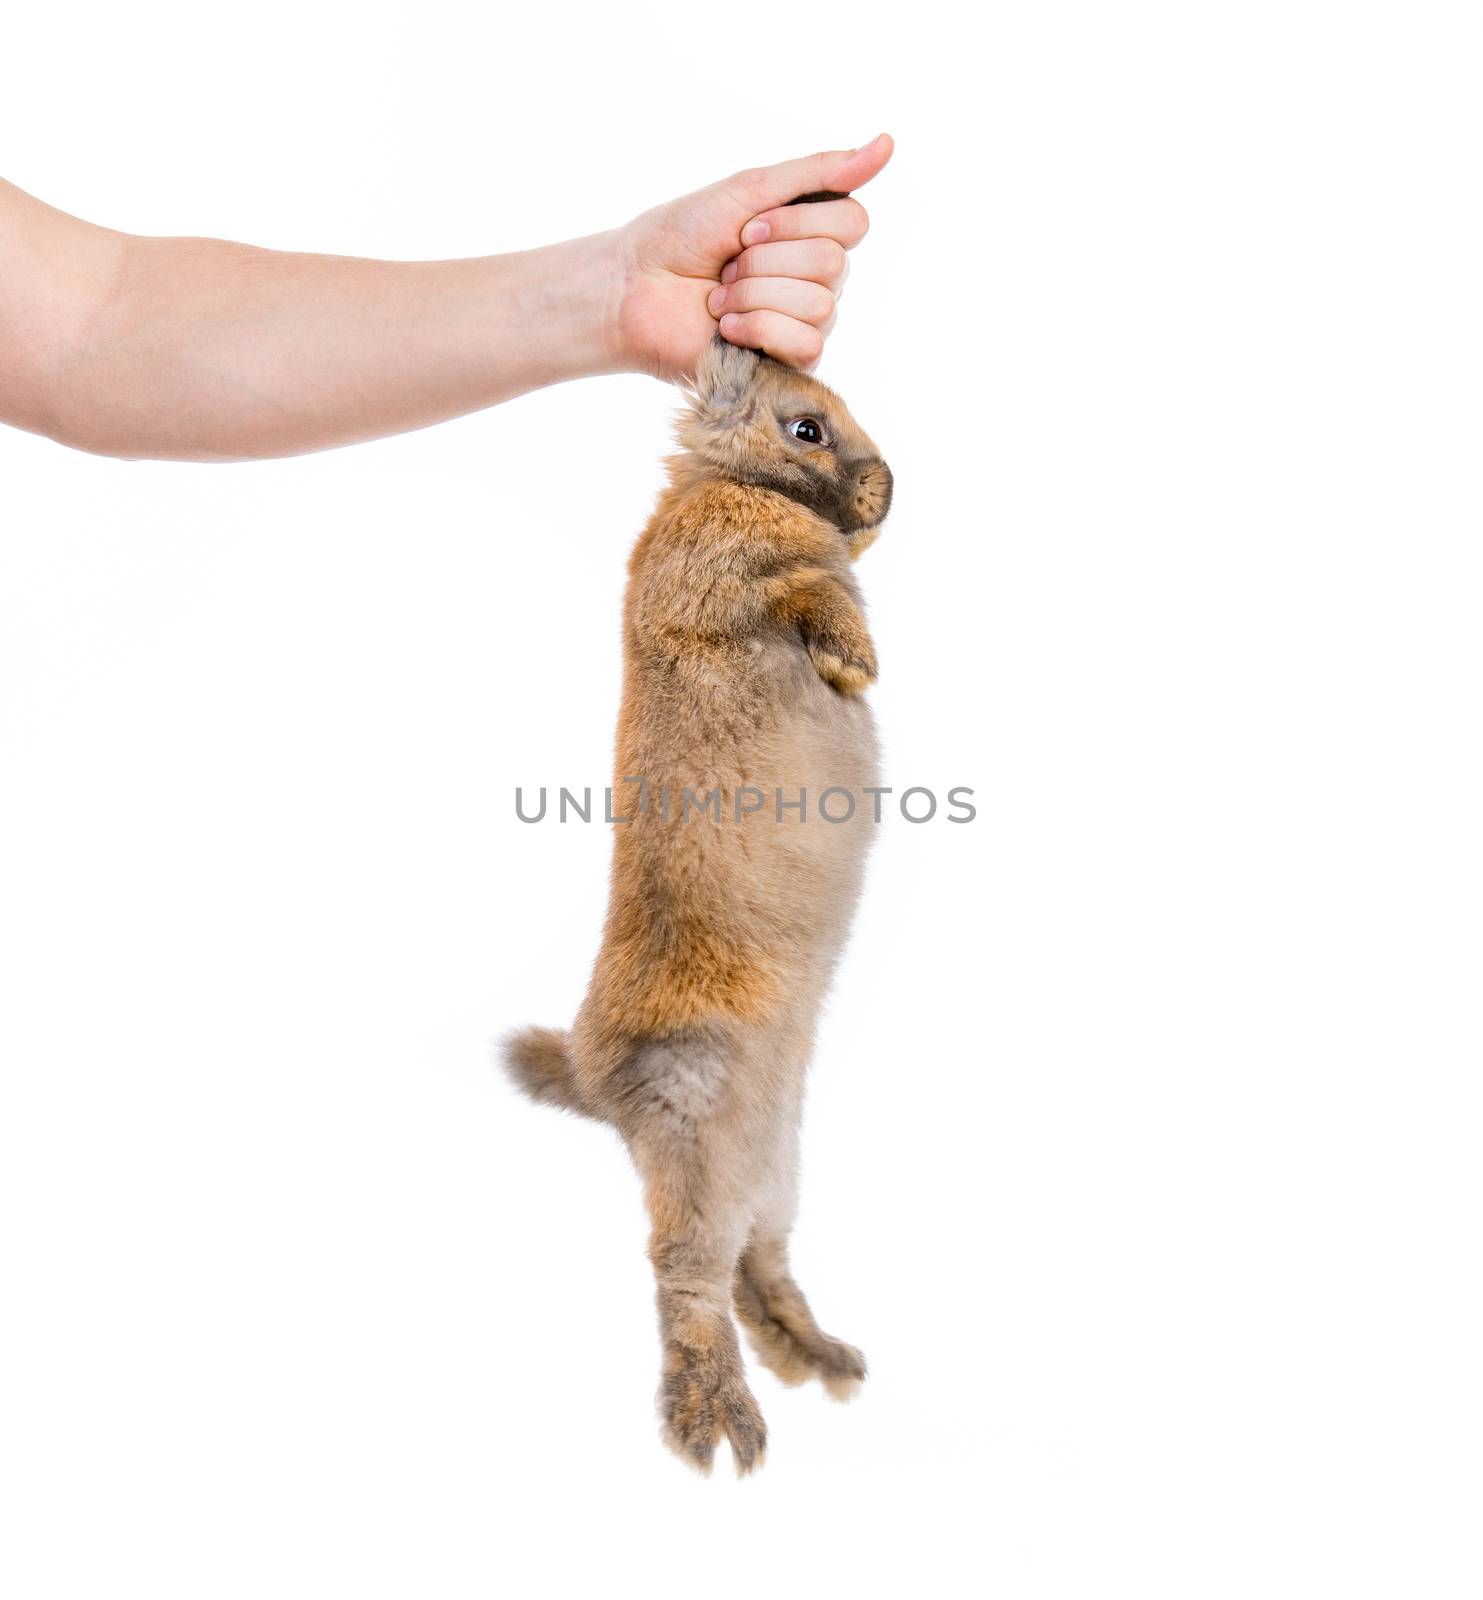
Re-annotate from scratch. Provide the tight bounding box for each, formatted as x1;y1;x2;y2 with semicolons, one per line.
820;239;847;275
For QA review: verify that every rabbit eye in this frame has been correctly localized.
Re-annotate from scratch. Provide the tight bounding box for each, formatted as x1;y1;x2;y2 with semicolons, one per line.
786;417;828;446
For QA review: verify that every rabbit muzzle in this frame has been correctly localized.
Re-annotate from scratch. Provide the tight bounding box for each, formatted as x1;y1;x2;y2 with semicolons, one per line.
842;458;892;558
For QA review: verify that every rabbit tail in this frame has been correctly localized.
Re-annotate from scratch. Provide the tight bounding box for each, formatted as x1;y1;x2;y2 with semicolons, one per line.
500;1026;595;1118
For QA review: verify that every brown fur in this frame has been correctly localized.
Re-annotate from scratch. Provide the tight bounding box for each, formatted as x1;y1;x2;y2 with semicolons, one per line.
502;337;890;1474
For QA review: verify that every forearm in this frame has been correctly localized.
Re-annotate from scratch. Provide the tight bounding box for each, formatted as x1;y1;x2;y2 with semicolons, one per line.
2;183;628;461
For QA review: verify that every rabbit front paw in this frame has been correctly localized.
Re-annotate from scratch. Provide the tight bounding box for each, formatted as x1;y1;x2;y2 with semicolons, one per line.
808;637;878;695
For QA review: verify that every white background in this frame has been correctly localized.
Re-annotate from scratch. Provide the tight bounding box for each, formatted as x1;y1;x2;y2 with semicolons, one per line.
2;3;1480;1595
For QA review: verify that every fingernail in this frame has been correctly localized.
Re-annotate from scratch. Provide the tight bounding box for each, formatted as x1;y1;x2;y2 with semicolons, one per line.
721;260;738;285
707;286;728;314
740;219;770;247
719;313;740;334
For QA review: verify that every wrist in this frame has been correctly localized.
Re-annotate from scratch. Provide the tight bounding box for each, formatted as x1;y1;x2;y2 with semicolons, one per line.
526;227;634;384
601;220;654;377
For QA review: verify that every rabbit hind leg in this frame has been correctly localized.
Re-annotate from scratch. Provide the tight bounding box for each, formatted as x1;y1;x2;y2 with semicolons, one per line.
615;1029;772;1475
733;1110;867;1402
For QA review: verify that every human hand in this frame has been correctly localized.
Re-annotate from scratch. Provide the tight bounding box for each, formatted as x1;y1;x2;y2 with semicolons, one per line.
612;135;894;380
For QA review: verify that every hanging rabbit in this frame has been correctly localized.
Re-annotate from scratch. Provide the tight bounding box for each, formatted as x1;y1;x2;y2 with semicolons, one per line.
504;319;891;1475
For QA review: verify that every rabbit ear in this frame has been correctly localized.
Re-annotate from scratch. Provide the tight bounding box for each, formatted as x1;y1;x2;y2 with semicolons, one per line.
689;334;761;419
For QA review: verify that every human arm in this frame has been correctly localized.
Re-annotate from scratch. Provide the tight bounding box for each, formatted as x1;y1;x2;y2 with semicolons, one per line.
0;138;892;462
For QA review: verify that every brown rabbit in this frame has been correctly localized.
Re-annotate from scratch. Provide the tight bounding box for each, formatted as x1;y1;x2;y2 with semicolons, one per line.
503;333;892;1475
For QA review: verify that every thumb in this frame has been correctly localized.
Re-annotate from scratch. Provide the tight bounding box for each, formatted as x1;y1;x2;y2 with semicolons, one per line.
729;133;894;212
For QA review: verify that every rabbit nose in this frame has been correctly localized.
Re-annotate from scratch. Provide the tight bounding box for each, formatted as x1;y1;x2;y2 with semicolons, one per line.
854;460;894;526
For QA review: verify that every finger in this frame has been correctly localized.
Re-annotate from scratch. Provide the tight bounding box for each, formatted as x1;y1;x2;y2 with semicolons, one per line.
726;133;894;216
707;276;836;328
728;238;850;294
718;310;826;371
713;267;838;336
738;196;869;251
